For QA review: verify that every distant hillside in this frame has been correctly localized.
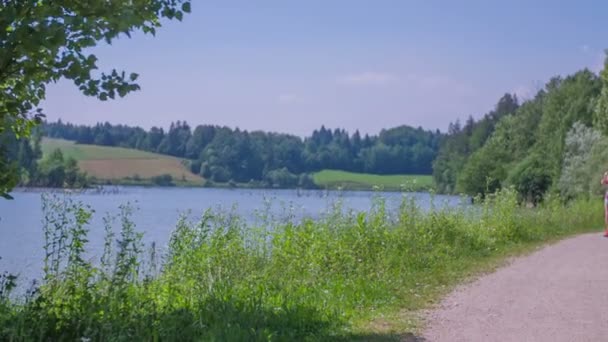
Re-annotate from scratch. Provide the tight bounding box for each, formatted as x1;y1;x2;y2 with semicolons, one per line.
42;121;443;188
42;138;203;185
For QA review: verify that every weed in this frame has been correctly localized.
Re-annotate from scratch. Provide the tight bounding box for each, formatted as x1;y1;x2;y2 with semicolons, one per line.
0;188;601;340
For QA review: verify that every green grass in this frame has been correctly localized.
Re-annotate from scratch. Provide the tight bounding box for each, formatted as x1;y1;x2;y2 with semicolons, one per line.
42;138;204;184
42;138;164;160
313;169;434;191
0;189;601;340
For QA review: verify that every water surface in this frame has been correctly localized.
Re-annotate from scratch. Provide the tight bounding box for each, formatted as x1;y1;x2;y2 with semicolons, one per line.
0;187;464;288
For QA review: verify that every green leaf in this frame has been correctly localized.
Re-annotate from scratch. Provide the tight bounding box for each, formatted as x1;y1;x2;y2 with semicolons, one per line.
0;0;189;195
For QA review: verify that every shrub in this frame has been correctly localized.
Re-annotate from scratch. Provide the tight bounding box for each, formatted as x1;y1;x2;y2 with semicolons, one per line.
0;190;601;340
189;159;202;175
151;174;174;186
264;168;298;188
508;154;552;205
210;165;231;183
558;122;604;199
297;173;317;189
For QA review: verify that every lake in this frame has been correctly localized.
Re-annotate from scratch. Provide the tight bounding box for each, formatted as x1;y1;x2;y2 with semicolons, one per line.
0;187;464;289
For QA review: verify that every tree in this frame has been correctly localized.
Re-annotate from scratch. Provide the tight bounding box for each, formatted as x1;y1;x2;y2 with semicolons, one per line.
456;147;503;196
64;157;79;188
0;0;192;197
433;94;520;193
186;125;215;159
40;119;445;186
265;168;298;188
594;51;608;135
151;174;174;186
533;70;600;181
559;122;608;199
38;148;65;188
509;153;551;205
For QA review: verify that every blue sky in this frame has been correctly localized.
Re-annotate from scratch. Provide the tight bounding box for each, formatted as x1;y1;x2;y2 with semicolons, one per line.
43;0;607;136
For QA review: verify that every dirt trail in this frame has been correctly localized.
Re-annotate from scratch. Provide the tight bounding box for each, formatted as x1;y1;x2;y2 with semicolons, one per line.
423;233;608;342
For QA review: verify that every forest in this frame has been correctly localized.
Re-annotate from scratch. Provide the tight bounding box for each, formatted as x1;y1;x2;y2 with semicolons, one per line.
41;121;442;186
434;65;608;203
6;61;608;202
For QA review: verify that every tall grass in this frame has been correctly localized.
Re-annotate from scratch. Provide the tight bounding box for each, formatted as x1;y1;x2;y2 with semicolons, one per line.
0;189;602;341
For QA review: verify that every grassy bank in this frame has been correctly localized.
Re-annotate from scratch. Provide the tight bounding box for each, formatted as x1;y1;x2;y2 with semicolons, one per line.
313;169;434;191
0;189;601;340
42;138;204;185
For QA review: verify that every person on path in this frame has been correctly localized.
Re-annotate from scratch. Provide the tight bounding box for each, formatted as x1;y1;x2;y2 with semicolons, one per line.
602;172;608;237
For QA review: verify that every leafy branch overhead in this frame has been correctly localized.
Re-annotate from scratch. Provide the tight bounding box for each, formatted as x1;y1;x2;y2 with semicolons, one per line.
0;0;191;197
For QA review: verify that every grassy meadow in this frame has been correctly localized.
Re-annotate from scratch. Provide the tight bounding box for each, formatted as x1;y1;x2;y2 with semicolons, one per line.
42;139;434;191
0;189;601;340
42;138;203;185
313;169;434;191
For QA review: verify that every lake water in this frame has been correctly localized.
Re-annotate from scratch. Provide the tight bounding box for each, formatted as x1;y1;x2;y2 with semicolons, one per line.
0;187;464;289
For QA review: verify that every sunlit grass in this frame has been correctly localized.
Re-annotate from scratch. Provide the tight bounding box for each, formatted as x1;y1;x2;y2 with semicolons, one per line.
313;169;434;191
0;189;601;340
41;138;166;160
41;138;203;183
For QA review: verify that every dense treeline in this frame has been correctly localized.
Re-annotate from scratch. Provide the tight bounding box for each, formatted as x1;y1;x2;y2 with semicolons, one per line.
22;61;608;198
434;64;608;203
432;93;520;193
1;131;88;194
43;121;443;185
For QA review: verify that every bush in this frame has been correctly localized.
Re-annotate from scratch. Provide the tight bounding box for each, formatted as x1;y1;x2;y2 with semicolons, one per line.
297;173;317;189
199;162;211;179
151;174;174;186
210;165;231;183
190;159;202;175
37;148;66;187
0;190;601;340
456;147;504;196
34;149;89;188
509;154;552;205
264;167;298;188
559;122;608;199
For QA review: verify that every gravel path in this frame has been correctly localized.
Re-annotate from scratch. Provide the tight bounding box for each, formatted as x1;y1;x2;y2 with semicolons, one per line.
423;233;608;342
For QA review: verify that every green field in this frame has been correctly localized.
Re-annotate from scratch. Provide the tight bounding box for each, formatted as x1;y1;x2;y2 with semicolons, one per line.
42;138;203;184
41;139;432;190
41;138;171;160
313;169;434;191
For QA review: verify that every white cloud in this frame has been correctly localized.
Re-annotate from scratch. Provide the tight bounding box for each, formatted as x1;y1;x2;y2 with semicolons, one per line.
581;44;591;54
337;72;398;86
277;93;301;104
